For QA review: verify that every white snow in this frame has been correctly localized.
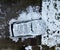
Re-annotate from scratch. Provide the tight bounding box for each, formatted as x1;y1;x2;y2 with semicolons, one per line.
42;0;60;47
17;6;41;21
9;37;19;42
25;45;32;50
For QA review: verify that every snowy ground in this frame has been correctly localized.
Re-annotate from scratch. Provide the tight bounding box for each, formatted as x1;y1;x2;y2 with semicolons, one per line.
42;0;60;47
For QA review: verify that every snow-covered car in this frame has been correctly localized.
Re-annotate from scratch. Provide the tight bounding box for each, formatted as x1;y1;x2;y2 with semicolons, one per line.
9;18;46;38
9;6;46;42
